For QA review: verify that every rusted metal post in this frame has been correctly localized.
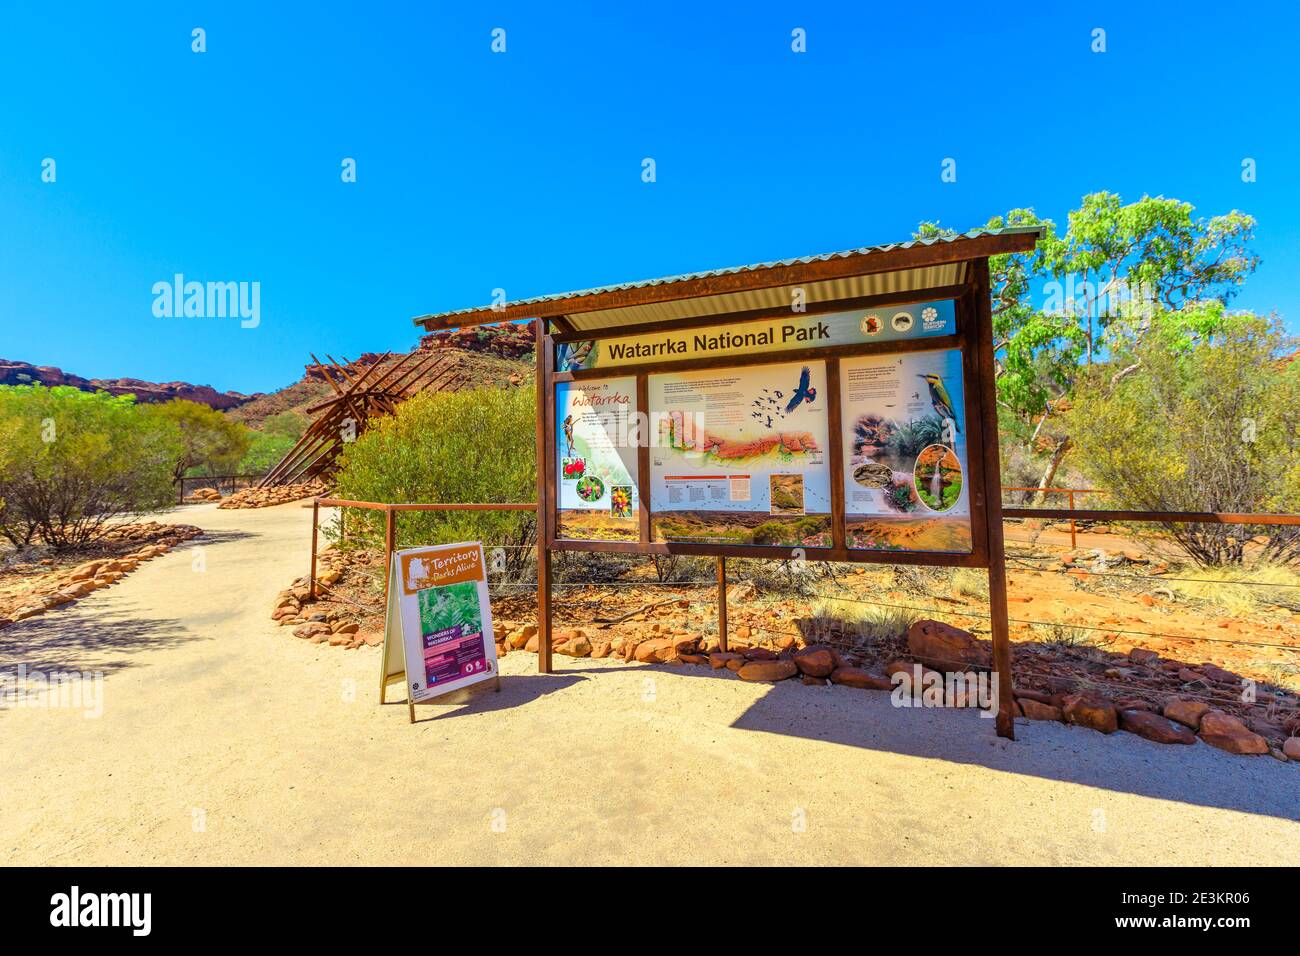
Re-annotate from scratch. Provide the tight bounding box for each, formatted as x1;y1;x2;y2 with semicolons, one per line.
535;317;553;674
716;556;728;652
309;498;319;600
971;259;1016;740
1068;490;1077;549
383;507;396;603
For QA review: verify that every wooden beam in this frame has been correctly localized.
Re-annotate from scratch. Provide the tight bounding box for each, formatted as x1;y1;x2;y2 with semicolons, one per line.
970;259;1015;740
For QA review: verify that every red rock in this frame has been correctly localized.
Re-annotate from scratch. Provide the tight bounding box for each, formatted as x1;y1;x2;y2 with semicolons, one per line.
1199;663;1237;684
906;619;991;671
1020;699;1064;722
1198;713;1268;755
1119;709;1196;744
669;634;699;654
737;660;798;682
293;623;330;640
556;635;592;658
800;675;828;686
829;667;892;691
1162;698;1210;730
1014;689;1054;705
1062;693;1118;734
508;625;537;649
1283;737;1300;760
590;641;612;659
743;647;778;660
678;653;709;665
634;638;674;663
1128;648;1159;665
793;647;834;678
708;652;743;669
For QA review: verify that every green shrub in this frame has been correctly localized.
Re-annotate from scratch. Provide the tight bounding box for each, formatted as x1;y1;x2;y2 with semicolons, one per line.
332;385;537;573
0;385;182;549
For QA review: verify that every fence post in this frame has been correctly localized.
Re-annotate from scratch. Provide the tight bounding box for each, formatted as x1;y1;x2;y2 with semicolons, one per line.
1068;490;1076;550
309;498;319;600
383;507;396;603
717;556;728;652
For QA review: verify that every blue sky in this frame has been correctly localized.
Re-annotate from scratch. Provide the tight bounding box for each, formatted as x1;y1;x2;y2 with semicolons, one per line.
2;1;1297;394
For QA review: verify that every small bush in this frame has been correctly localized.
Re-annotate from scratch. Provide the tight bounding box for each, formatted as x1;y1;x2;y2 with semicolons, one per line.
332;384;536;575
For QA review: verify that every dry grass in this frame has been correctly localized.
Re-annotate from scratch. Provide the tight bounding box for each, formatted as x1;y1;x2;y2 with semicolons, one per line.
1164;563;1300;618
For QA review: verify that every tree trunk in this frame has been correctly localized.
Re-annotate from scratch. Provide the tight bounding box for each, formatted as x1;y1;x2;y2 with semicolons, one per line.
1030;436;1073;506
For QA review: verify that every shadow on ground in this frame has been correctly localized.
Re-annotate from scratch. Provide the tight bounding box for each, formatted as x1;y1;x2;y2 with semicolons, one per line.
393;672;589;724
0;603;197;676
557;658;1299;823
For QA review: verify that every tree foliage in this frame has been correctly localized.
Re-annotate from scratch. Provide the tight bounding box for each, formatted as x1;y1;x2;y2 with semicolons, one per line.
237;410;308;475
1066;308;1300;566
152;399;250;480
0;386;181;549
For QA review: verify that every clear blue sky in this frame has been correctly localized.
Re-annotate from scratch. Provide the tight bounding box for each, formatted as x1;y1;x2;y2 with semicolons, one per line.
2;1;1297;394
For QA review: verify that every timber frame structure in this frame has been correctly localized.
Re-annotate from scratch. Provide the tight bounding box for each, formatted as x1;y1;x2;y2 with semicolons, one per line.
260;350;464;487
415;227;1044;738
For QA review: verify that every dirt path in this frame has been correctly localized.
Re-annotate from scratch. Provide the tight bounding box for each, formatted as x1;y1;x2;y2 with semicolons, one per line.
1;502;1296;865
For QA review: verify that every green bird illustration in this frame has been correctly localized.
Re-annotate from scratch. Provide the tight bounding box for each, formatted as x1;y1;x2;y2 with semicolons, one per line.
917;373;960;433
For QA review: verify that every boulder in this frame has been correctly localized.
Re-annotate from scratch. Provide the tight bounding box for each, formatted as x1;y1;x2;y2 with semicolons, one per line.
709;652;743;669
634;638;675;663
556;634;592;658
508;624;537;650
1198;713;1268;755
293;622;331;640
743;647;778;661
1128;648;1160;665
793;647;835;678
736;660;798;682
829;667;892;691
1019;699;1064;722
1118;709;1196;744
1061;693;1118;734
1283;737;1300;760
678;653;709;665
1162;698;1210;730
590;641;612;659
906;619;991;671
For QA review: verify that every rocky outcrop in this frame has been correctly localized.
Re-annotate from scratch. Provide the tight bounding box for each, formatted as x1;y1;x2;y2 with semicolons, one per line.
419;320;536;359
0;359;255;410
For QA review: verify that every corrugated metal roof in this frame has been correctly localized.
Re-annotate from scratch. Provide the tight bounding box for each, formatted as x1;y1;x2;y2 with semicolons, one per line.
413;225;1041;328
564;263;966;332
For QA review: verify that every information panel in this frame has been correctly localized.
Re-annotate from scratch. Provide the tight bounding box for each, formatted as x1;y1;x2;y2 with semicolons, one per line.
648;361;831;547
382;543;498;705
557;300;955;371
839;349;973;553
555;376;639;541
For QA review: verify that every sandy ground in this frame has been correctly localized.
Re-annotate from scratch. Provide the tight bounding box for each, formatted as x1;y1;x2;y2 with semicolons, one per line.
0;501;1296;866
